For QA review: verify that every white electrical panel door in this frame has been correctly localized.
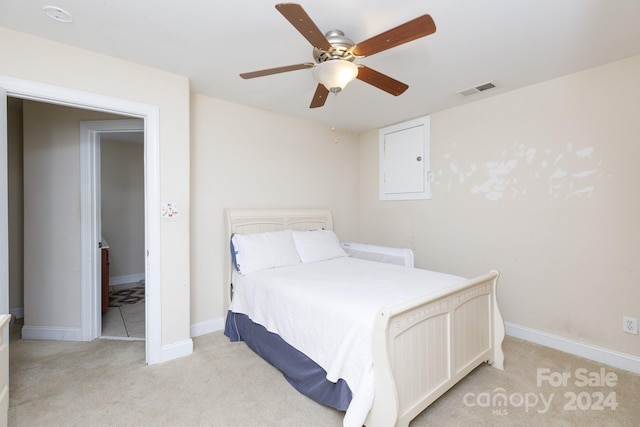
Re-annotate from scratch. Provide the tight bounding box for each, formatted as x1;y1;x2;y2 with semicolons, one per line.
383;126;425;194
379;116;431;201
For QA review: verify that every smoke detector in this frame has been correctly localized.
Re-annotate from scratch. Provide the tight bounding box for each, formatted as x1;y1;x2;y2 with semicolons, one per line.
44;5;73;23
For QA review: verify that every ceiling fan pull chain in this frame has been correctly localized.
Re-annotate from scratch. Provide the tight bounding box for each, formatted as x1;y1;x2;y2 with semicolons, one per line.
331;91;339;144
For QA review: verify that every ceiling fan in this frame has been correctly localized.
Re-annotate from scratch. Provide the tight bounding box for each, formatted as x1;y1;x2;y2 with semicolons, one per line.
240;3;436;108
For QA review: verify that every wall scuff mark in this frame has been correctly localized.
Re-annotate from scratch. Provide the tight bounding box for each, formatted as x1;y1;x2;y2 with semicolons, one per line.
438;141;607;201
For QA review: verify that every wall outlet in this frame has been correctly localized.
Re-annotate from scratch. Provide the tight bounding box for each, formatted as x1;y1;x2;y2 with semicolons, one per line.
622;316;638;335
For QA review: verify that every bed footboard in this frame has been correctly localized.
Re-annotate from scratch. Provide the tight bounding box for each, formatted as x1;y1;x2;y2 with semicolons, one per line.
367;270;504;427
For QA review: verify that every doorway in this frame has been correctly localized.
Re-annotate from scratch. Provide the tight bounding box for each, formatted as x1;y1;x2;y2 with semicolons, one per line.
11;104;146;342
80;120;145;339
1;77;162;364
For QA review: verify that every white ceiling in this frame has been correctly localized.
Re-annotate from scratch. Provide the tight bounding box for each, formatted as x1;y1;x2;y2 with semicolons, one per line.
1;0;639;133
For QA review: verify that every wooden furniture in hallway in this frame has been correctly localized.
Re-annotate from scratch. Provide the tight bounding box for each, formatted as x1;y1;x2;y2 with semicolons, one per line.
101;246;110;313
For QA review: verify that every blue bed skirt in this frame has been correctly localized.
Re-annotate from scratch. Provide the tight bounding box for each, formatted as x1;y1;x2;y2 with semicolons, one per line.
224;311;352;411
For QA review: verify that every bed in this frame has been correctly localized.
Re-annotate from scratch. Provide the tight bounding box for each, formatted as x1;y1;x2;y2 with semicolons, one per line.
223;208;504;427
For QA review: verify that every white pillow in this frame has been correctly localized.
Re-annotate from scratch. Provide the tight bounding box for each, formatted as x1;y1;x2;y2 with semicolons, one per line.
231;230;301;275
292;229;348;264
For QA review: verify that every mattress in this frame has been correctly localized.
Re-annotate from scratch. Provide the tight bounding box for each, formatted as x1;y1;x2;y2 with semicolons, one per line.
228;256;466;427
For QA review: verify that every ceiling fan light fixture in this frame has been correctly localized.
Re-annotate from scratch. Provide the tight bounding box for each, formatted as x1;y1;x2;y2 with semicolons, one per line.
312;60;359;93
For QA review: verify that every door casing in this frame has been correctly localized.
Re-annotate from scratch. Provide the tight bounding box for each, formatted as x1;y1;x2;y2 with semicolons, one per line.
0;76;161;364
80;119;144;341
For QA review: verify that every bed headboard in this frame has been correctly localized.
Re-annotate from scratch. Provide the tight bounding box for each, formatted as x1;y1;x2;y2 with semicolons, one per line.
223;208;334;309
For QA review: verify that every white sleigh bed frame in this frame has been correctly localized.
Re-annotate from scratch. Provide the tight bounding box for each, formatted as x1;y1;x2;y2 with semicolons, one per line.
224;208;505;427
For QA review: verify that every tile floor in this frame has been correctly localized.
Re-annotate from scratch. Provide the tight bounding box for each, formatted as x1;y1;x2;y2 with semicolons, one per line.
101;282;145;340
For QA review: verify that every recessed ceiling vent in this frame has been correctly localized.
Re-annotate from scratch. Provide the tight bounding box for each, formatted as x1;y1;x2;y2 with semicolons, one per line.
458;82;496;97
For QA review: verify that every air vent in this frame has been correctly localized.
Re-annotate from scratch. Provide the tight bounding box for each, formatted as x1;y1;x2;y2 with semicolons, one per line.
458;82;496;97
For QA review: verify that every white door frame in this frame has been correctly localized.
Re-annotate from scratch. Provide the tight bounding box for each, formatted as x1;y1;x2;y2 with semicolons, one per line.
79;119;144;341
0;76;161;364
0;87;7;321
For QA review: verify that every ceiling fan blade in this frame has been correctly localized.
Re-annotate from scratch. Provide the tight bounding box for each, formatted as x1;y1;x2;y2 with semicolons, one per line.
353;14;436;57
310;84;329;108
275;3;331;50
356;66;409;96
240;63;314;79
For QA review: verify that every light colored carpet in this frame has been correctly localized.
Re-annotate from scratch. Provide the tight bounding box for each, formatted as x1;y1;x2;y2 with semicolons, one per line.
8;322;640;426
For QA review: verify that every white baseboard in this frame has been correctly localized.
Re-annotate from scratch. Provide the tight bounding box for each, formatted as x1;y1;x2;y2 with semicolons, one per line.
21;325;82;341
109;273;145;286
191;317;225;337
159;338;193;363
9;307;23;319
505;322;640;374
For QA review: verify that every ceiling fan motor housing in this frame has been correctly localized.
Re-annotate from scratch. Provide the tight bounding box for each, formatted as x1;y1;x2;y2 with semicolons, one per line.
313;30;357;63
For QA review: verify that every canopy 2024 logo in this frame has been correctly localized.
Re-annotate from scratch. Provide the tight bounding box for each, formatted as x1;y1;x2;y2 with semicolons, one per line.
463;367;618;416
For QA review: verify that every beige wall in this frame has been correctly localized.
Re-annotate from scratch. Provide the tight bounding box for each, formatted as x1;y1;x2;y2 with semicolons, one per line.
358;55;640;357
1;27;190;347
190;95;361;325
101;139;145;280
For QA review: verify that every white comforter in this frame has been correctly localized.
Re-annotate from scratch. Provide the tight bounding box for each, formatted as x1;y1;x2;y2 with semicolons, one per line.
230;256;466;427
